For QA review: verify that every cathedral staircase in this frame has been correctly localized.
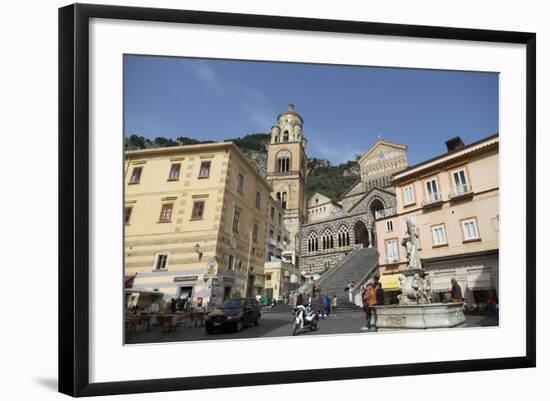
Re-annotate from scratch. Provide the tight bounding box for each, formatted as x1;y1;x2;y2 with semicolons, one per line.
315;247;379;312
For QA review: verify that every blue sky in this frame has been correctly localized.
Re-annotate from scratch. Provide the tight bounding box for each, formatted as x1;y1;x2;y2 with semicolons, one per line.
124;55;498;165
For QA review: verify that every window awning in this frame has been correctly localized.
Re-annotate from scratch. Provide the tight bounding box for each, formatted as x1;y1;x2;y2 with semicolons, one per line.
379;274;402;291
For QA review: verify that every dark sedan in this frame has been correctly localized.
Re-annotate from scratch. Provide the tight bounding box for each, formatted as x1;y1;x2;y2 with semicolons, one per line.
205;298;261;333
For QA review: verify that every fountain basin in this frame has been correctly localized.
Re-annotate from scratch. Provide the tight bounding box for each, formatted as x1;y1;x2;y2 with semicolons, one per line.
371;302;466;331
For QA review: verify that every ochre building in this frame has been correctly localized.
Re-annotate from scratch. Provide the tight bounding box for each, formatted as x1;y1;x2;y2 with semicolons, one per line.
124;142;273;305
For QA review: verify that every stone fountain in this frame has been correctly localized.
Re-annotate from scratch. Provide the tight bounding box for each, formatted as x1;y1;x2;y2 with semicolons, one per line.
371;218;466;331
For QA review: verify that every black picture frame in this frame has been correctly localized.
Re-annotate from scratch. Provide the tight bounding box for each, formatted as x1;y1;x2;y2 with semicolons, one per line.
58;3;536;397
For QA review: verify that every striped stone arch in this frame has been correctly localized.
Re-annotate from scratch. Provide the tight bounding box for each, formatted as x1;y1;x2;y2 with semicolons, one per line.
351;216;370;248
334;220;352;232
366;195;387;211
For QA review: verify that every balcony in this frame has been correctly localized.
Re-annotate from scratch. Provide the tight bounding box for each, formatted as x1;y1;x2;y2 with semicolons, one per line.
268;238;278;247
385;257;400;265
375;207;397;220
422;192;443;208
449;183;473;200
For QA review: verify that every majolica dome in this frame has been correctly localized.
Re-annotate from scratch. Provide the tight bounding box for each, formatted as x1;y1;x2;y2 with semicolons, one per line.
277;103;304;125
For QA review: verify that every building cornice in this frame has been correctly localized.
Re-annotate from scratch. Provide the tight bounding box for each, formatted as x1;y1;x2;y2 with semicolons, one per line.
394;134;499;182
125;141;272;191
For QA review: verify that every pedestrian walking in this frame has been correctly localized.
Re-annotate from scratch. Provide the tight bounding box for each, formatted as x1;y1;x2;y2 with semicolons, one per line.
322;294;330;318
362;280;377;330
348;281;356;302
331;294;338;316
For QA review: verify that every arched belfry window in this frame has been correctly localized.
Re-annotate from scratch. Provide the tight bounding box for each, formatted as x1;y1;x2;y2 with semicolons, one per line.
277;150;291;173
283;131;289;142
276;191;288;209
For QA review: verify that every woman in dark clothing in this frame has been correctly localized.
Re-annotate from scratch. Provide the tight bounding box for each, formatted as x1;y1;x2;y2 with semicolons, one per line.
451;278;463;303
375;282;385;305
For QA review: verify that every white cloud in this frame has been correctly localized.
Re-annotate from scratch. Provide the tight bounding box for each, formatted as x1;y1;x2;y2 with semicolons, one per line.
190;61;219;87
189;61;277;132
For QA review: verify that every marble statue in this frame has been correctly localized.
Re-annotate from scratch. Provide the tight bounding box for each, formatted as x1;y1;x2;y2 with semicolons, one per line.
401;218;423;270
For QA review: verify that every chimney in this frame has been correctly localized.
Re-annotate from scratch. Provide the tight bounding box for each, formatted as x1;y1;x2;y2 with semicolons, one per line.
445;136;465;152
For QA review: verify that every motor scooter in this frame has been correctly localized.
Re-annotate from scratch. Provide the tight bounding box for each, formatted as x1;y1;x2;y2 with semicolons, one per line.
292;305;319;335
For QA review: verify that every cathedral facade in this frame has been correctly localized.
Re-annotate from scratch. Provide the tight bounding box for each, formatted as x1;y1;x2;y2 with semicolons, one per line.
265;104;409;276
299;140;408;275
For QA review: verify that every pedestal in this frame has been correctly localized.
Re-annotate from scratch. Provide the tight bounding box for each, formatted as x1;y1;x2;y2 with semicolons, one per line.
371;302;466;330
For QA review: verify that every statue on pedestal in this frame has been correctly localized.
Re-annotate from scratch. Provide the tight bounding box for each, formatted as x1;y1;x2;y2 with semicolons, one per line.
397;218;428;305
401;218;422;270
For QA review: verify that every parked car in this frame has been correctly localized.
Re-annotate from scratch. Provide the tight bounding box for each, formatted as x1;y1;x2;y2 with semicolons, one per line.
205;298;261;333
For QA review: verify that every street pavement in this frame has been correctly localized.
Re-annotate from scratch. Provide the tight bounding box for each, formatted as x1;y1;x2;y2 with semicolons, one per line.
125;310;499;345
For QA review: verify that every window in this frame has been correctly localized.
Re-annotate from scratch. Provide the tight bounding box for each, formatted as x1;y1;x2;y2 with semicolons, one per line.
307;233;319;253
199;161;211;178
269;229;274;239
462;218;479;241
386;239;398;263
255;192;261;208
431;224;447;246
168;163;181;180
278;213;282;225
228;254;235;271
124;206;133;224
129;166;142;184
385;220;394;232
237;174;244;193
191;201;205;219
270;207;275;220
322;228;334;250
266;273;272;281
283;131;289;142
277;234;281;243
452;169;469;194
252;224;258;242
337;225;350;247
403;184;415;205
278;157;290;172
232;209;240;232
159;203;173;222
425;178;440;203
281;192;287;209
154;253;168;270
252;248;256;257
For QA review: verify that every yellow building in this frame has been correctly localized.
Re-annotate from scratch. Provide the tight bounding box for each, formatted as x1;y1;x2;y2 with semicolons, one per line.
375;135;499;304
124;142;272;306
263;261;300;302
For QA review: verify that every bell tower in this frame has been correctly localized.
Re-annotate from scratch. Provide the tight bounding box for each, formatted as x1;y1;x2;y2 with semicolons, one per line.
266;104;308;259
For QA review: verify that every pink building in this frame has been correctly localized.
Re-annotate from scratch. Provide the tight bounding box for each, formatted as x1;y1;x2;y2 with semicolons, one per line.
375;134;499;305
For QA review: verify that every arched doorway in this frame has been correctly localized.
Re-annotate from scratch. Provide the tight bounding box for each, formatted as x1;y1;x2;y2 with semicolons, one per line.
354;220;369;248
368;198;385;247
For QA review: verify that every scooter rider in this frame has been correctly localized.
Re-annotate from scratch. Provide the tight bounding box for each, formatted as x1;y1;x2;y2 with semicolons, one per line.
295;289;310;329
